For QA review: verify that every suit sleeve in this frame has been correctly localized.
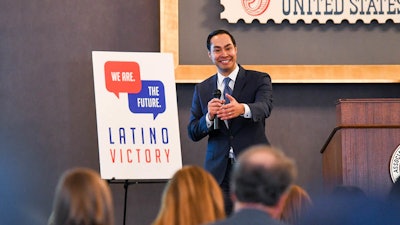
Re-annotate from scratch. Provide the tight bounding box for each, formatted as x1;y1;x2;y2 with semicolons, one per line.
248;73;273;122
187;84;212;142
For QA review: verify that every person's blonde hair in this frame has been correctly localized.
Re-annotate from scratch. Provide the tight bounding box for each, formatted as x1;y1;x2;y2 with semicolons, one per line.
152;165;225;225
48;168;114;225
280;185;312;225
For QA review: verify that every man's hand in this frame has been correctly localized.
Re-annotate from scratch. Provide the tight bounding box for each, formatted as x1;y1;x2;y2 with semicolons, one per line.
217;94;245;120
208;97;223;120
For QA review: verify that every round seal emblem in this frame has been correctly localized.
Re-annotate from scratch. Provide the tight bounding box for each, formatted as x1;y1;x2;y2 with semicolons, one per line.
389;144;400;183
241;0;270;16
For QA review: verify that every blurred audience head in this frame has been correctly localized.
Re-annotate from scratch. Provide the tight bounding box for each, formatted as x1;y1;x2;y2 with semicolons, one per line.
231;145;297;218
152;165;225;225
299;184;400;225
48;167;114;225
280;185;313;225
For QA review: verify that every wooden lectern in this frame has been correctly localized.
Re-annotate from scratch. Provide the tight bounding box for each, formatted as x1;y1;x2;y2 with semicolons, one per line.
321;98;400;198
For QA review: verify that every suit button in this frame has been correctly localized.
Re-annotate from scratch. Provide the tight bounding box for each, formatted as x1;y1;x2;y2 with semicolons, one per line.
230;136;234;140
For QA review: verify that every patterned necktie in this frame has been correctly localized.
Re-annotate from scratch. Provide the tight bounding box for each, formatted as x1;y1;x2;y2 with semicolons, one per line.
223;77;232;104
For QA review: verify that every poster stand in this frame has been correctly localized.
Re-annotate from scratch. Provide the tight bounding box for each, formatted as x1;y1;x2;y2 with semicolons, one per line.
107;179;167;225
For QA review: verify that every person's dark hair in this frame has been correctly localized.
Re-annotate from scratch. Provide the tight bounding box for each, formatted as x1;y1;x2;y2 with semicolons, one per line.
231;145;296;207
206;29;236;51
233;164;294;206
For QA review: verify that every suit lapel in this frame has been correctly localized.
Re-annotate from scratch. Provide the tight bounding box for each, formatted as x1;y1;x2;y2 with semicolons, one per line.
202;74;218;109
228;66;247;129
213;73;218;87
209;74;218;96
232;66;246;100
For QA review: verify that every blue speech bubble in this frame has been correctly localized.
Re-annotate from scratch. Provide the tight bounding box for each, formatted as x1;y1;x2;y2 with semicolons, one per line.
128;80;166;119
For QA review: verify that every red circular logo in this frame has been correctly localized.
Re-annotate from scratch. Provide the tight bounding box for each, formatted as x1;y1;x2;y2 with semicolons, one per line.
241;0;270;16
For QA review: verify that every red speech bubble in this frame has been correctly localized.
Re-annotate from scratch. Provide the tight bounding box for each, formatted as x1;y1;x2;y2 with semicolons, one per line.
104;61;142;98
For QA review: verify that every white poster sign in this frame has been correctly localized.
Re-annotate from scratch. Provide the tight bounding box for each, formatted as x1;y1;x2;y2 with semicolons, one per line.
92;51;182;180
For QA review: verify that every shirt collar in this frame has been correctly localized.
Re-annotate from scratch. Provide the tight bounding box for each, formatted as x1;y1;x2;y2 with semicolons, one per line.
217;64;239;86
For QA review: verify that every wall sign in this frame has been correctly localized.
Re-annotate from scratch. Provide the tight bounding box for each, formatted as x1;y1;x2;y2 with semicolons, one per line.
160;0;400;83
221;0;400;24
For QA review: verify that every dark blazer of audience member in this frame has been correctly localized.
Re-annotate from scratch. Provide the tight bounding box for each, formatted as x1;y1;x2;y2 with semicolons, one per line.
48;167;114;225
152;165;225;225
279;185;312;225
209;145;297;225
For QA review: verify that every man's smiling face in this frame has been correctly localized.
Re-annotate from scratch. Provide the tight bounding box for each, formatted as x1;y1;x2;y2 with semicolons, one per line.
208;33;238;76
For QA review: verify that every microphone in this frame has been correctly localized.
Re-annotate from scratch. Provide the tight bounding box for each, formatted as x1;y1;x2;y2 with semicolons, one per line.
213;89;222;129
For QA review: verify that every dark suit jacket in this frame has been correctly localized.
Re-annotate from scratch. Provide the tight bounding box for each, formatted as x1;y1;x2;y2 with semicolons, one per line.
187;65;273;184
208;208;287;225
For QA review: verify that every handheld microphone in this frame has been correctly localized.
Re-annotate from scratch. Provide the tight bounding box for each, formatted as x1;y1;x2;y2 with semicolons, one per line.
213;89;222;129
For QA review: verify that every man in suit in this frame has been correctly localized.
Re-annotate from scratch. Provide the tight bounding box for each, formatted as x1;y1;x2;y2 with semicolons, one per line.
187;29;273;214
209;145;297;225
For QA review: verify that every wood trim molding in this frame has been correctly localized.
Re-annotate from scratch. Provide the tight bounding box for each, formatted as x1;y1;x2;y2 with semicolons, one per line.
160;0;400;84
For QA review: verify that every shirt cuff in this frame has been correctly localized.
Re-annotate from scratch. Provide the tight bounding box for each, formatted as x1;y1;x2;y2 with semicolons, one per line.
242;104;252;118
206;112;213;128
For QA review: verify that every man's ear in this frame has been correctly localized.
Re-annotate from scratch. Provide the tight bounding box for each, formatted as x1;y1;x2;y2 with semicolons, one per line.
208;51;212;59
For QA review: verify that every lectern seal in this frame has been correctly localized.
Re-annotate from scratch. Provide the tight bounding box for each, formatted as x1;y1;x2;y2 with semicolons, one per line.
390;145;400;183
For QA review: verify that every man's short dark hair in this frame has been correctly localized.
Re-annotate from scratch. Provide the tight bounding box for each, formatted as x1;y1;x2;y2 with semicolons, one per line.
206;29;236;51
231;145;296;207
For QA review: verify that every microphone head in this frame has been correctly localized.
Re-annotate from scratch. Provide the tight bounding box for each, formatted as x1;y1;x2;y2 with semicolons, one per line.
213;89;221;98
